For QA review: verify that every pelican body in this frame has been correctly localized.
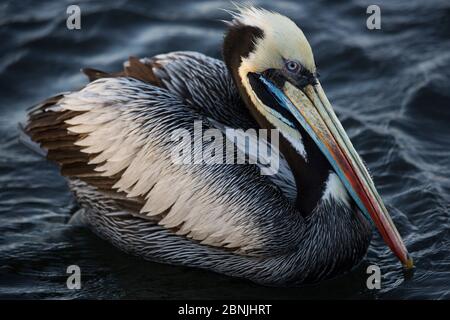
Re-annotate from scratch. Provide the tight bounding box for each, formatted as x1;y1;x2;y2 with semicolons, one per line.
23;7;411;286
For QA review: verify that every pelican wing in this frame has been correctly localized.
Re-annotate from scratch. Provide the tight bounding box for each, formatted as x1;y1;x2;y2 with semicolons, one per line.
25;55;300;256
84;51;256;130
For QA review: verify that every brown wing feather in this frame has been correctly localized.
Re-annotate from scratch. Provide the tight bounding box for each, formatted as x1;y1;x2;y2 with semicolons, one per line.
25;96;146;216
82;56;162;87
26;53;170;219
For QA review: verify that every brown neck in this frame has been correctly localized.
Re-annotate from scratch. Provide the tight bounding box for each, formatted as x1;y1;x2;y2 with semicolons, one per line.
223;23;263;86
248;104;332;216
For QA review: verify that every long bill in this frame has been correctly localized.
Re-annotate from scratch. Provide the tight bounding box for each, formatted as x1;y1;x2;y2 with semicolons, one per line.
260;75;413;268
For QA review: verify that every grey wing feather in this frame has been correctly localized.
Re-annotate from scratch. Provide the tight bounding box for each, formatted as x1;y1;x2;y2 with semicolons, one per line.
142;51;255;129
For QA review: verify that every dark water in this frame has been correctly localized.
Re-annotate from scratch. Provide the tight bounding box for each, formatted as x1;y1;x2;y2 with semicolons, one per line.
0;0;449;299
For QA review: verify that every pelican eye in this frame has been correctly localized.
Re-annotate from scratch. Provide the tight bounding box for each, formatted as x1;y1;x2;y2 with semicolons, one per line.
283;59;318;88
285;60;301;73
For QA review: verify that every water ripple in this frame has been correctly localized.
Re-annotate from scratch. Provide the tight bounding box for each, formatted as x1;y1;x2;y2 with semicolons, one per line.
0;0;449;299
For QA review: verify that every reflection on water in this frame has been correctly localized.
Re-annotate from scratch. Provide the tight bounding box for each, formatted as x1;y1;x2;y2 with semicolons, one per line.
0;0;449;299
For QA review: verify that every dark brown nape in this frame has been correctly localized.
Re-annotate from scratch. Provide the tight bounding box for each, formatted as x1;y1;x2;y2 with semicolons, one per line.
222;23;270;142
222;23;264;86
222;23;267;130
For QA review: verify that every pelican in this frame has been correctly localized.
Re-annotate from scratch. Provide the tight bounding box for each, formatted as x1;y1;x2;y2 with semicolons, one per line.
22;7;412;286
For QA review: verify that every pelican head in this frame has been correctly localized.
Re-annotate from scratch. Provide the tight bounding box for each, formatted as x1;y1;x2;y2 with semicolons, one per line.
223;7;412;268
